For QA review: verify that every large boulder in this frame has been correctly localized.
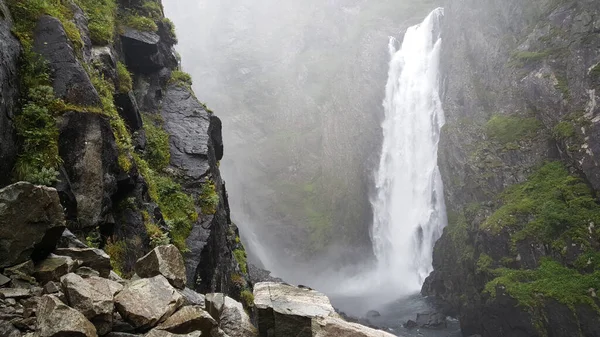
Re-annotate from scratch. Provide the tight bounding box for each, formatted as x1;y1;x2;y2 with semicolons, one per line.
57;112;120;229
254;283;394;337
61;273;123;335
34;254;77;284
120;27;176;73
33;15;101;107
0;182;65;268
114;275;184;330
155;306;217;335
135;245;186;289
55;248;112;277
0;0;20;187
219;296;257;337
178;287;205;309
36;294;97;337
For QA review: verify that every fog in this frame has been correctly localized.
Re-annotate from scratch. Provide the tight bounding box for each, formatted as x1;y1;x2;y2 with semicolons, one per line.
162;0;439;319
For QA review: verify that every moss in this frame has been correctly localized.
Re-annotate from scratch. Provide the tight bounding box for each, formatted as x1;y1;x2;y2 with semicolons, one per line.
169;70;193;87
142;113;171;170
121;13;158;32
233;249;248;274
485;115;540;145
230;273;245;288
555;75;570;99
105;239;127;276
590;63;600;79
145;220;170;247
553;121;575;140
141;1;162;19
481;162;600;243
161;17;177;43
509;50;550;68
485;258;600;312
240;289;254;308
74;0;117;45
199;180;219;215
116;62;133;93
155;176;197;252
477;253;494;274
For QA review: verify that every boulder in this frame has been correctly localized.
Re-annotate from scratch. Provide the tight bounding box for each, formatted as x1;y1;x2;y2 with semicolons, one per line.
313;316;397;337
34;254;77;284
204;293;225;320
0;320;20;337
156;306;216;334
120;27;176;73
36;294;97;337
61;273;122;335
76;267;101;278
32;15;101;107
0;288;33;299
0;274;10;287
114;275;184;330
4;261;37;285
57;229;88;249
0;1;20;188
55;248;112;277
57;112;120;229
178;288;205;309
0;182;65;268
219;296;256;337
135;245;186;289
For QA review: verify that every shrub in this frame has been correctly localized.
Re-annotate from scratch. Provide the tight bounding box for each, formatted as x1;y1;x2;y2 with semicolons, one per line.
199;180;219;215
116;62;133;93
169;70;192;87
552;121;575;140
145;221;170;247
485;115;540;145
141;1;162;19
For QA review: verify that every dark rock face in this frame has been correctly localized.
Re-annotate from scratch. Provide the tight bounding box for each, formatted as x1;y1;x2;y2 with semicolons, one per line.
33;15;101;107
424;0;600;336
58;112;120;229
115;92;143;132
0;0;20;188
121;28;177;74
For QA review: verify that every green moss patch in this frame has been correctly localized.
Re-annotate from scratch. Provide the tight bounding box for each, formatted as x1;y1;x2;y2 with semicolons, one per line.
74;0;117;45
120;13;158;32
169;70;193;87
485;115;541;145
240;289;254;307
199;180;219;215
233;249;248;274
553;121;575;140
141;113;171;170
116;62;133;93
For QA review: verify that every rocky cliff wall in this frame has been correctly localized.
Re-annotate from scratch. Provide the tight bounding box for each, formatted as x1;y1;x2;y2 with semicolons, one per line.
0;0;250;303
423;1;600;336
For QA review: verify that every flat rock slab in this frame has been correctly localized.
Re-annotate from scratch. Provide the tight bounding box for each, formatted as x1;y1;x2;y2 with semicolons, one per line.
254;282;335;318
36;294;97;337
115;275;183;330
0;288;32;299
135;245;186;289
0;182;65;268
35;254;77;284
313;316;396;337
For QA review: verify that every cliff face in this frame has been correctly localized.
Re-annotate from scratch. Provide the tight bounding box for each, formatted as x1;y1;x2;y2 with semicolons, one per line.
0;0;249;302
423;0;600;336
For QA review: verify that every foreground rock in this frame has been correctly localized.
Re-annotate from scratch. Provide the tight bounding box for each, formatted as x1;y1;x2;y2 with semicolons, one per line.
206;293;256;337
254;282;395;337
156;305;216;334
114;275;183;330
55;248;112;277
36;294;98;337
0;182;65;268
34;254;77;284
135;244;186;289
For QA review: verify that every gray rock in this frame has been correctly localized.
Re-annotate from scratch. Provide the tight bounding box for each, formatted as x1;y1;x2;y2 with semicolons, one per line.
43;281;60;294
312;316;397;337
36;294;97;337
120;27;176;73
75;267;100;279
178;288;205;309
55;248;112;277
156;306;216;334
114;275;184;330
0;274;10;287
204;293;225;321
0;288;32;299
0;0;20;188
32;15;101;107
106;333;140;337
144;330;201;337
0;183;65;268
415;312;446;329
115;92;143;132
57;229;88;249
219;296;256;337
34;254;77;284
0;320;20;337
90;46;117;83
135;245;187;289
61;273;121;335
57;112;120;229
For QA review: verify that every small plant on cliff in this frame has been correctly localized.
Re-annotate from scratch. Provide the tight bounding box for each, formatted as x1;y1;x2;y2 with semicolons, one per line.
199;180;219;215
161;17;177;43
141;1;163;19
74;0;117;45
142;113;171;170
552;121;575;140
145;221;170;247
240;289;254;308
169;70;193;87
105;239;127;276
116;62;133;93
233;249;248;274
121;13;158;32
485;115;540;145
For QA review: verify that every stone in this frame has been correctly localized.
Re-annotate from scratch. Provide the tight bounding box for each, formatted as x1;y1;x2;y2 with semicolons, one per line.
76;267;100;278
120;27;176;73
0;320;20;337
219;296;256;337
56;229;88;249
90;46;117;83
105;333;140;337
61;273;121;335
114;275;183;330
145;330;201;337
43;281;60;294
109;271;124;282
156;306;216;334
0;274;10;287
178;288;205;309
415;312;446;329
57;112;120;229
313;316;397;337
204;293;225;321
36;295;97;337
0;288;31;299
33;15;101;106
135;245;187;289
0;183;65;268
115;92;143;131
404;320;418;329
55;248;112;277
34;254;77;284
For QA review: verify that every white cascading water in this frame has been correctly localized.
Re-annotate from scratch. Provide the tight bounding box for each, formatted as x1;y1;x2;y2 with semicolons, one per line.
370;7;447;297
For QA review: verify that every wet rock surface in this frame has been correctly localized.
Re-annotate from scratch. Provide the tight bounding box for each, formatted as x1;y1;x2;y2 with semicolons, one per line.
134;245;186;289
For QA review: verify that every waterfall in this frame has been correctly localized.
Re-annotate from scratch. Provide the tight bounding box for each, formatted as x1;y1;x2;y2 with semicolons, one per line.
370;7;446;296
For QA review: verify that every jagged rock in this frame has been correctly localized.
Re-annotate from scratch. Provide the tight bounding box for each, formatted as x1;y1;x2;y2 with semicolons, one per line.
43;281;60;294
32;15;101;107
90;46;117;83
312;316;397;337
247;265;283;284
135;245;187;289
0;183;65;268
114;275;184;330
0;320;20;337
209;115;224;161
156;306;216;334
178;288;205;309
36;295;97;337
219;296;256;337
61;273;122;335
0;274;10;287
0;0;20;188
57;112;120;229
55;248;112;277
34;254;77;284
4;261;37;287
121;27;176;73
115;92;143;132
0;288;32;299
76;267;101;278
105;333;140;337
415;312;446;329
57;229;88;249
109;271;125;283
204;293;225;321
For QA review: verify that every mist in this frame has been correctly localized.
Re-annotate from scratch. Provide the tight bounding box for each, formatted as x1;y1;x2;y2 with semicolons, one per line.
162;0;441;321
